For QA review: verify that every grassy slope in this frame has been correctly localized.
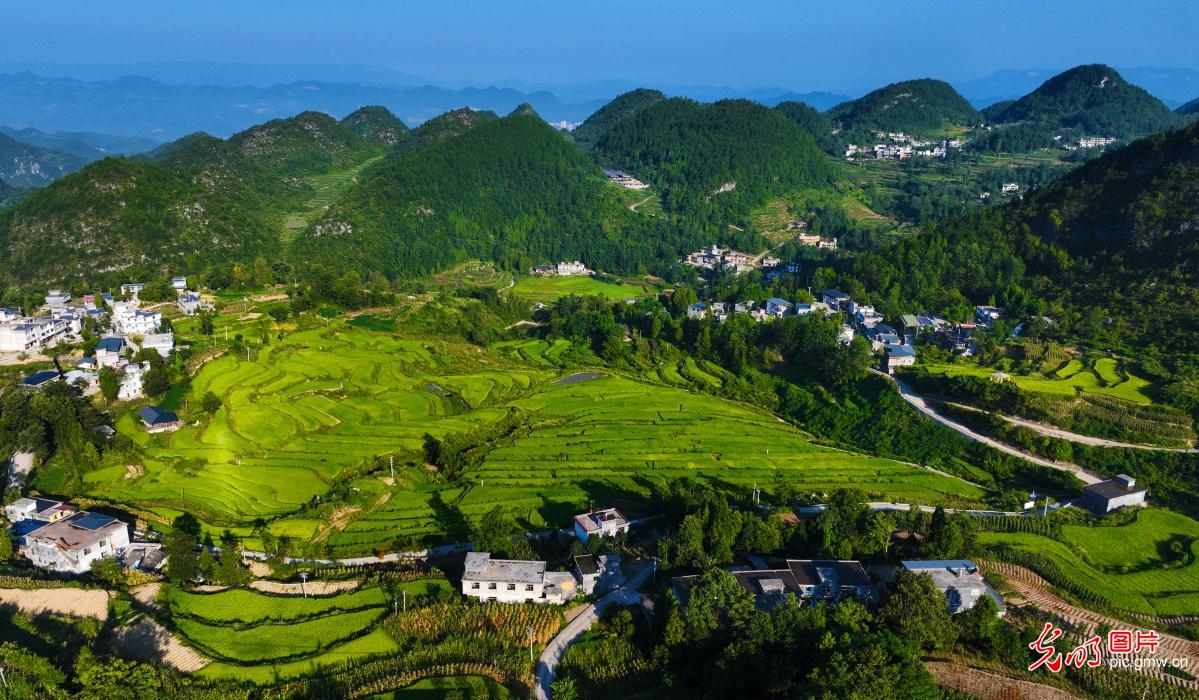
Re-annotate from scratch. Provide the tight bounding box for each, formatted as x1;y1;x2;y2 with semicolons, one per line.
980;509;1199;616
92;320;983;554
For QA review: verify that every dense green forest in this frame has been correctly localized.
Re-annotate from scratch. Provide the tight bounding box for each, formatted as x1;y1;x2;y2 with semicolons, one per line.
988;64;1183;139
826;79;981;140
773;100;838;152
594;98;838;223
570;87;665;150
296;113;711;278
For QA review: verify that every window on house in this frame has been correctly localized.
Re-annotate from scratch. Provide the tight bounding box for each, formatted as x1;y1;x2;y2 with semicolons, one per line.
488;582;497;590
83;548;91;555
525;584;534;591
471;582;480;589
507;583;516;591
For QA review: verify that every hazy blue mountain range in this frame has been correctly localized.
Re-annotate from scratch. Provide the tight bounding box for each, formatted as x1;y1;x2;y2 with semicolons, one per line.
0;72;606;139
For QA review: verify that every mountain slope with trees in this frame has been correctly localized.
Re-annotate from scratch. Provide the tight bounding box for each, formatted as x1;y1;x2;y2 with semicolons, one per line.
839;118;1199;385
340;105;409;147
773;100;837;152
594;98;838;223
827;79;981;138
0;132;89;187
571;88;666;150
989;64;1183;138
295;113;704;278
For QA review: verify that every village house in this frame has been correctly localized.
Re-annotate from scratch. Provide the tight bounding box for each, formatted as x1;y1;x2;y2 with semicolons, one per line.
901;560;1004;615
94;336;127;368
793;302;832;317
734;300;756;314
461;552;577;604
0;316;69;352
574;553;623;595
119;362;151;400
764;298;793;318
139;405;182;433
44;290;71;312
973;306;1004;327
4;497;75;524
111;302;161;336
854;305;884;329
819;290;850;310
672;559;873;612
686;302;707;320
20;511;130;575
171;277;187;291
178;293;203;316
1081;474;1147;513
142;332;175;358
839;325;855;345
21;370;63;389
883;344;917;372
573;507;630;542
557;261;589;276
602;169;648;190
119;283;145;301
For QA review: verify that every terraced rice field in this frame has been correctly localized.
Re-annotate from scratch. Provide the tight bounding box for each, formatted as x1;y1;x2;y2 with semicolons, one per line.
97;327;544;525
509;275;655;302
979;509;1199;616
923;358;1154;404
163;583;419;682
95;322;984;553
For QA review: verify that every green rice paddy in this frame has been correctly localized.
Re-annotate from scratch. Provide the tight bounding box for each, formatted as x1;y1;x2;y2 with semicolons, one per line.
93;320;984;554
922;358;1154;404
980;509;1199;616
509;275;655;302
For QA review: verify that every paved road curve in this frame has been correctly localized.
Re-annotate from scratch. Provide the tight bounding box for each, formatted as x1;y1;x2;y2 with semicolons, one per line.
535;560;656;700
998;413;1198;453
872;370;1105;485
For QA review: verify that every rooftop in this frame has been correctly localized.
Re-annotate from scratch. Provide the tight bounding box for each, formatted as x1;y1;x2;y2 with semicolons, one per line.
139;405;179;426
574;507;629;533
1084;475;1147;500
462;552;546;584
22;371;62;387
96;336;126;352
26;511;126;551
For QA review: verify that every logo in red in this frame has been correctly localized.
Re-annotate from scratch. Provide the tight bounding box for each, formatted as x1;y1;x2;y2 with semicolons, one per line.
1027;624;1161;672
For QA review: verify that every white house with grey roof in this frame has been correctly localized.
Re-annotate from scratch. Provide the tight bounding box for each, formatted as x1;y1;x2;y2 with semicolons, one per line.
21;511;130;574
902;560;1003;615
1081;474;1147;513
461;552;577;604
573;507;630;542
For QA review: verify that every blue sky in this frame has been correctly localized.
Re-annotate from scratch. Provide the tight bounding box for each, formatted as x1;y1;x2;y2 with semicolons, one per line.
3;0;1198;90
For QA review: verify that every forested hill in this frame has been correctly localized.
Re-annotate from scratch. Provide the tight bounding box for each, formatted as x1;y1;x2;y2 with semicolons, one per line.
989;64;1183;138
0;157;279;284
1178;97;1199;116
340;105;409;147
773;101;837;152
0;109;392;284
390;107;499;156
594;98;838;222
843;119;1199;363
294;113;705;278
570;88;666;150
0;132;89;187
826;79;981;138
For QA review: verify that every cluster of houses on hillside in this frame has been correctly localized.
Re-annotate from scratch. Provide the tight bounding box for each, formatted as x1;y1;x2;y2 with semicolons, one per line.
844;132;964;161
457;505;1005;617
532;261;591;276
10;277;215;399
603;169;648;190
683;245;756;274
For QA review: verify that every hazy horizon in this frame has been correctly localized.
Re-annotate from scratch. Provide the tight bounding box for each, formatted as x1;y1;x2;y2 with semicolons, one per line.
5;1;1198;93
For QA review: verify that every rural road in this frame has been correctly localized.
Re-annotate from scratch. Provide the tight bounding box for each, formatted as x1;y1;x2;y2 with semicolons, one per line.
535;559;656;700
873;370;1105;485
997;414;1198;453
796;500;1076;518
628;195;654;213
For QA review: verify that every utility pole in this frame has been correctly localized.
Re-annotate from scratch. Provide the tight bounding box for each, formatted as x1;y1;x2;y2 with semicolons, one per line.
299;571;308;598
403;589;407;612
528;625;535;662
389;455;394;480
